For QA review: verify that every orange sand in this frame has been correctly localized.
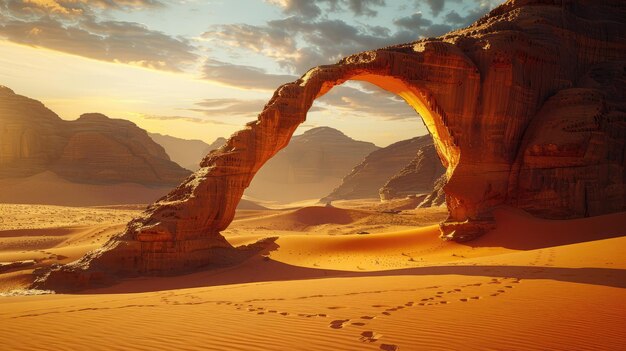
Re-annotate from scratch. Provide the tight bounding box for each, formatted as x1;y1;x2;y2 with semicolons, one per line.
0;203;625;350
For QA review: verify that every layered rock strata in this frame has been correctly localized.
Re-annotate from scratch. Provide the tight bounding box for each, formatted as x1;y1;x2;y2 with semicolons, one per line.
35;0;626;290
379;143;446;201
322;135;434;202
0;88;190;185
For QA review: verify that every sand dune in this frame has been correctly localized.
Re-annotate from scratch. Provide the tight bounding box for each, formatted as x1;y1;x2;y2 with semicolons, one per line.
0;204;625;350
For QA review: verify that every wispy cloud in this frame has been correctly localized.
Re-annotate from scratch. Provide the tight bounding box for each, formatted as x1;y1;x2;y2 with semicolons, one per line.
201;59;297;90
139;113;236;125
0;0;196;71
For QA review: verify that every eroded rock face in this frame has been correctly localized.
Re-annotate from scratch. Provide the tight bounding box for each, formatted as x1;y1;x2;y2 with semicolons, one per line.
34;0;626;290
379;143;446;201
0;90;190;185
322;135;433;202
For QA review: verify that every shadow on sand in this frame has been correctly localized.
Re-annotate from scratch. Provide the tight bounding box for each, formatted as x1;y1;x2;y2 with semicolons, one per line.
85;250;626;294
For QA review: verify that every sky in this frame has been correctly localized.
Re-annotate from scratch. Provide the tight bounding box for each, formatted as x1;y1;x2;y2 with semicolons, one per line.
0;0;500;146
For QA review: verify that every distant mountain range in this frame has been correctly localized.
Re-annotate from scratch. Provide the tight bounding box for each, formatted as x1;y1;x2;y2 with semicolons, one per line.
0;86;190;205
245;127;380;203
0;85;445;207
322;135;445;203
148;133;226;171
0;86;190;186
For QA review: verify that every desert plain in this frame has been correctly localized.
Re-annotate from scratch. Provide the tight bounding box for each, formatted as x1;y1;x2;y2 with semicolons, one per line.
1;201;625;351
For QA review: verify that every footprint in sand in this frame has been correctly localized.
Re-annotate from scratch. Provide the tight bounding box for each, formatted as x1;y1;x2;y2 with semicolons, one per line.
329;319;350;329
359;331;383;343
361;316;376;320
351;322;366;326
380;344;399;351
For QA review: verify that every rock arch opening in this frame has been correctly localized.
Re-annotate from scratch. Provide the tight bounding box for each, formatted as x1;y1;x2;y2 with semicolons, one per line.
243;79;444;208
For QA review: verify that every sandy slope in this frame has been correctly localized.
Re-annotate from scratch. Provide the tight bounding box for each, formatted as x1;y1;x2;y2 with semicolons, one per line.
0;204;625;350
0;171;172;206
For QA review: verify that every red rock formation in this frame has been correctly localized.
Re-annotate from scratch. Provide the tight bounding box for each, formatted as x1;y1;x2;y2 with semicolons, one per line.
34;0;626;290
0;89;190;186
417;175;447;208
322;135;433;202
379;143;446;201
0;86;66;178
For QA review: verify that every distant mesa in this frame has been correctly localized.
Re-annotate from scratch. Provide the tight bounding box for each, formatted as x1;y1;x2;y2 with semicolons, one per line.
34;0;626;291
0;88;190;186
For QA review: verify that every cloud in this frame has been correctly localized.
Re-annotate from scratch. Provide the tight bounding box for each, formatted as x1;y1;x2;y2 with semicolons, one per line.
201;59;297;90
0;0;196;71
345;0;386;17
423;0;445;16
190;98;268;118
3;0;164;19
204;17;416;73
393;12;432;30
266;0;386;18
140;114;235;125
315;84;418;120
89;0;164;10
444;8;486;27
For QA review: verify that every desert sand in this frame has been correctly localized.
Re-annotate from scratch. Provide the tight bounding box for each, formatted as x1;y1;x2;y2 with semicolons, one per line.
1;202;625;350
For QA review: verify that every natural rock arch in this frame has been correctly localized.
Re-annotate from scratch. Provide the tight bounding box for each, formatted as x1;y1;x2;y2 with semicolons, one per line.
35;0;626;290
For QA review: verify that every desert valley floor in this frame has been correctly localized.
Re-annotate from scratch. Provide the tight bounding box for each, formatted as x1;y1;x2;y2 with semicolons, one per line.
0;202;625;350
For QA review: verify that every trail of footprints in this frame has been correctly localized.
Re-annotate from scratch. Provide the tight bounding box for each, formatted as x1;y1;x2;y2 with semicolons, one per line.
528;248;557;268
154;277;522;351
11;275;524;351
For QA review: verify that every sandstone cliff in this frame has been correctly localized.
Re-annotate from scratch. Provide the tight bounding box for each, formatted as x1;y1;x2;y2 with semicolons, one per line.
0;86;66;178
35;0;626;291
322;135;435;202
379;143;446;202
0;87;190;186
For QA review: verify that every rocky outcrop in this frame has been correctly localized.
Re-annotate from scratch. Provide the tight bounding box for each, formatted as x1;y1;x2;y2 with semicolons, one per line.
248;127;379;202
34;0;626;290
0;86;66;178
322;135;433;202
511;61;626;219
379;143;446;201
149;133;226;171
417;175;447;208
0;89;190;186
